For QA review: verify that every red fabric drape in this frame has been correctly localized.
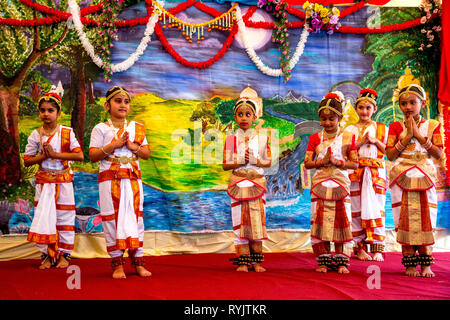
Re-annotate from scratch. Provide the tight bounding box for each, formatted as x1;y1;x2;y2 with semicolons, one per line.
439;0;450;105
438;0;450;186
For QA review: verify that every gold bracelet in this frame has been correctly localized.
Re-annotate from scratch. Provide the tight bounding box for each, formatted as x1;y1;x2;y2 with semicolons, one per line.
395;141;405;152
421;137;433;151
101;146;111;156
132;144;141;154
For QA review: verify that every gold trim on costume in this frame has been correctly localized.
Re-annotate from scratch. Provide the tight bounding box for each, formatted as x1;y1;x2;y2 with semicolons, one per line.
106;155;138;165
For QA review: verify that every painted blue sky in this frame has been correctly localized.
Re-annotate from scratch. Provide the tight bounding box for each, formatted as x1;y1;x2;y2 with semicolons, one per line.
90;2;376;101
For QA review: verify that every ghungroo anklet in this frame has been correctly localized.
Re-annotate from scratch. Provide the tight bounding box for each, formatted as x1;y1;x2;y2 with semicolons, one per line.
402;255;418;268
111;257;126;269
251;253;264;264
417;254;434;266
230;255;252;266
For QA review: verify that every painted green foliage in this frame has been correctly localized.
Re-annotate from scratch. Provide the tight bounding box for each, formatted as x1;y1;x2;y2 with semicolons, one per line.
360;6;441;126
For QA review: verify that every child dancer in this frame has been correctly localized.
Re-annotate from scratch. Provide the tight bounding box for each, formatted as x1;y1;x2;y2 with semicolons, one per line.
386;84;443;277
89;86;151;279
223;88;272;272
24;92;83;269
304;93;358;274
345;89;387;261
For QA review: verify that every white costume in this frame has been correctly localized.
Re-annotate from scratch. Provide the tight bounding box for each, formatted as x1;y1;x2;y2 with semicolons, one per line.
89;120;148;259
345;121;388;252
24;125;81;259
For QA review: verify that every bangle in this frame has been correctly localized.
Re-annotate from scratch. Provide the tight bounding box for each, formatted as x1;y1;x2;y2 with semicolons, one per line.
395;140;405;152
132;144;141;154
421;137;433;150
101;146;111;156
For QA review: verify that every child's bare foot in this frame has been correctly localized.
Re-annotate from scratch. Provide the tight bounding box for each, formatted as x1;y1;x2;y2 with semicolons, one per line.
236;265;249;272
420;265;435;278
253;263;266;272
338;266;350;274
357;249;372;261
405;266;420;277
112;267;127;280
55;255;70;269
135;265;152;277
39;257;52;270
372;252;384;262
315;265;328;273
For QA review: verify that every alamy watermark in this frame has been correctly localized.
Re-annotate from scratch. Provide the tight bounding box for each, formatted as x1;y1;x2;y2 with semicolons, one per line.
66;264;81;290
171;121;280;175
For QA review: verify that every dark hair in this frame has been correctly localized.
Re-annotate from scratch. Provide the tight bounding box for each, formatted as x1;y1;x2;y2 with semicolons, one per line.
234;99;257;115
318;97;342;116
38;98;60;112
105;86;130;103
399;85;426;101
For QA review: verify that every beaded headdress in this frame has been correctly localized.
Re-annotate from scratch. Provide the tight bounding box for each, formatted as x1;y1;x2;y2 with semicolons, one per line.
38;92;62;110
318;93;343;117
106;86;131;102
234;86;263;118
234;97;258;116
398;84;426;101
355;88;378;108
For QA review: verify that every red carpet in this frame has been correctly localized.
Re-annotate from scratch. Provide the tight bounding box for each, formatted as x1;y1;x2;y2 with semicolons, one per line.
1;252;449;300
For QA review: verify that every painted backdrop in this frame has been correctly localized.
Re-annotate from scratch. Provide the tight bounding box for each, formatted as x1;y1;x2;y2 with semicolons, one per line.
0;1;448;237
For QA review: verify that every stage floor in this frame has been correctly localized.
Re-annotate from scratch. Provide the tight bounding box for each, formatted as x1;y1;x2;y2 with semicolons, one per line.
1;252;449;300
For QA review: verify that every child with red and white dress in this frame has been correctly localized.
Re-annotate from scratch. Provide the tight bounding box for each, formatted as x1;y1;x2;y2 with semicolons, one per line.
304;93;358;274
89;86;151;280
24;92;83;269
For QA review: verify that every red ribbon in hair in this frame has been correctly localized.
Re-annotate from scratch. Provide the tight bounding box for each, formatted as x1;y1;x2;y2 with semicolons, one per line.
324;93;341;101
360;88;378;98
44;92;62;103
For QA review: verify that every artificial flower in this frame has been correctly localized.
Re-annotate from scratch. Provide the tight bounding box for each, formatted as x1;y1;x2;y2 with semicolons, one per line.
332;7;340;16
320;8;329;18
329;15;339;25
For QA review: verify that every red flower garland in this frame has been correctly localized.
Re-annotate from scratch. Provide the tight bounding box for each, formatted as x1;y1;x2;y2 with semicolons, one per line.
0;0;434;35
338;15;425;34
19;0;104;19
154;21;238;69
340;1;368;18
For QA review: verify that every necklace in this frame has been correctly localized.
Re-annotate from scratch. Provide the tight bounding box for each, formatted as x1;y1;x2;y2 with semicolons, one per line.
39;124;60;162
40;124;59;137
107;118;128;140
322;128;340;141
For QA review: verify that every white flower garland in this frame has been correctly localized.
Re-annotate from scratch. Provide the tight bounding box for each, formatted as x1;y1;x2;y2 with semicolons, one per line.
235;4;310;77
67;0;161;73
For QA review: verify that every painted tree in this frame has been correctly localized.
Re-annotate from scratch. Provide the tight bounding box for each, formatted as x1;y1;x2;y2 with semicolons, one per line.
360;6;441;125
190;102;218;133
52;29;102;149
0;0;68;183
